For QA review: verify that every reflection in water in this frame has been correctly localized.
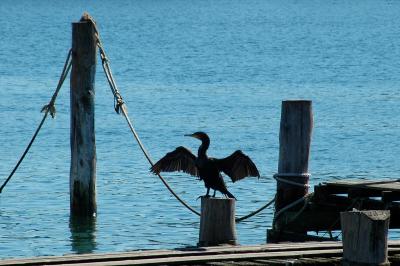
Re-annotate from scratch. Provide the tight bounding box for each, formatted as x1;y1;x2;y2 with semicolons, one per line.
69;215;97;254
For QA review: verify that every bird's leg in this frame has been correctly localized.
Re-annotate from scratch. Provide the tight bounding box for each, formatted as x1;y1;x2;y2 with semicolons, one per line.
212;190;216;197
197;188;211;200
205;187;210;198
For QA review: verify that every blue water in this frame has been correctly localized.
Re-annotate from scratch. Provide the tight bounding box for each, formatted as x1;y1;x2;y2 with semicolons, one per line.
1;0;400;259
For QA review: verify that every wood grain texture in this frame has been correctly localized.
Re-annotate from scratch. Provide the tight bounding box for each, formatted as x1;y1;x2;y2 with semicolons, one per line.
272;100;313;240
275;100;313;213
198;197;237;246
2;241;400;266
341;210;390;265
70;20;97;217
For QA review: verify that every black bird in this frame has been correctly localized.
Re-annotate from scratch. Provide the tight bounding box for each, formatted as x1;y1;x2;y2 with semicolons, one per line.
150;132;260;199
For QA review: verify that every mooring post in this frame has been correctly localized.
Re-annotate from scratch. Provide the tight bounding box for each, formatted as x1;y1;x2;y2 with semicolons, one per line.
341;210;390;266
198;197;237;247
267;100;313;242
70;14;97;217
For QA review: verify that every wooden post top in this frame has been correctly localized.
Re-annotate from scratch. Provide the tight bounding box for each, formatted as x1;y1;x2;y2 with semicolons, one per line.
282;100;312;104
342;210;390;220
200;197;235;202
341;210;390;265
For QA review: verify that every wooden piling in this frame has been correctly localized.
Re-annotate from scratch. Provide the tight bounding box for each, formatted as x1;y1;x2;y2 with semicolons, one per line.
70;15;97;217
341;210;390;266
198;197;237;247
268;100;313;242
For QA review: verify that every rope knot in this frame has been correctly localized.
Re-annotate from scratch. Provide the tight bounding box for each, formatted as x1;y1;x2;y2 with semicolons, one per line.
41;104;56;118
114;97;124;114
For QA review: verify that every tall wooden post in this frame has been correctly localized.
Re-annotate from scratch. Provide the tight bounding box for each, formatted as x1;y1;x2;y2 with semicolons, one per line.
268;100;313;242
341;210;390;266
70;14;97;217
198;197;237;247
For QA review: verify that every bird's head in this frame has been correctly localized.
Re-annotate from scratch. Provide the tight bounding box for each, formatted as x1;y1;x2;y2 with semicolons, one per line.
184;131;209;142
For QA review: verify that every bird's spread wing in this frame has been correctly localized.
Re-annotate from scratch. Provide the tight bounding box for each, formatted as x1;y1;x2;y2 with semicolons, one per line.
150;146;199;177
215;150;260;182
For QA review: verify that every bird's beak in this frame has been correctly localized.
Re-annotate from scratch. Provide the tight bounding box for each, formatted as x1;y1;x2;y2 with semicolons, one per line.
184;133;197;139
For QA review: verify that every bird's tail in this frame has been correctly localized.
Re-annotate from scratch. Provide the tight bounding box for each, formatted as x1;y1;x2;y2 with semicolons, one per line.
225;190;236;200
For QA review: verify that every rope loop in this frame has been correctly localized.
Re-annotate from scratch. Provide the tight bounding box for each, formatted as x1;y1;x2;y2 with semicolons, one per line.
273;173;311;188
272;192;314;229
272;172;312;228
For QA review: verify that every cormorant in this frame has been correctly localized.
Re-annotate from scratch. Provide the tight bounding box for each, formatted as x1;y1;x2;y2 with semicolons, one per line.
150;132;260;199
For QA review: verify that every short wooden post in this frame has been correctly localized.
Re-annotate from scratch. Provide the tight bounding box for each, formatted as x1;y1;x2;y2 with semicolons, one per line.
70;14;97;217
268;100;313;242
198;197;237;247
341;210;390;266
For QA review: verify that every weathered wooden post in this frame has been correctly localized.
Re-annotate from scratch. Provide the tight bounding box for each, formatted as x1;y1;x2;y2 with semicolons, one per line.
70;14;97;217
267;100;313;242
341;210;390;266
198;197;237;246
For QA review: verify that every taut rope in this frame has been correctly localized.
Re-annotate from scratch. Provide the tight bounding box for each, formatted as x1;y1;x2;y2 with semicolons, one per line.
0;49;72;193
84;14;275;222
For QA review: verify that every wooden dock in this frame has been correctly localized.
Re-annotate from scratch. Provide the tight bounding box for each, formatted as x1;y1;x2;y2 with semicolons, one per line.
2;241;400;265
269;178;400;242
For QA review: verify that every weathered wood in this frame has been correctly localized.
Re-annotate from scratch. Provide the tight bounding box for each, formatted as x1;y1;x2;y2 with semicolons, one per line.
277;100;313;174
0;250;344;266
2;241;400;266
341;210;390;266
303;193;400;229
275;100;313;212
70;15;97;217
198;197;237;247
270;100;313;241
324;179;400;193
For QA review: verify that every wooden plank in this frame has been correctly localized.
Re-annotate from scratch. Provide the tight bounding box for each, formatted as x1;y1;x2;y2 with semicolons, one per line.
0;243;342;266
2;242;400;266
280;195;400;232
52;249;344;266
324;179;400;193
314;183;350;196
316;181;400;201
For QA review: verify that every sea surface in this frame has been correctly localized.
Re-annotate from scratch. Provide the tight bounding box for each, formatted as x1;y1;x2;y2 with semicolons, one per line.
0;0;399;259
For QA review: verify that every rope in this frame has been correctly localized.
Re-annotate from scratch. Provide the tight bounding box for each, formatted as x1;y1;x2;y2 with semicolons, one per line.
271;173;320;232
80;13;124;114
86;16;200;217
273;173;311;188
272;192;314;229
236;196;275;222
321;197;362;239
120;106;202;216
0;49;72;193
83;15;276;221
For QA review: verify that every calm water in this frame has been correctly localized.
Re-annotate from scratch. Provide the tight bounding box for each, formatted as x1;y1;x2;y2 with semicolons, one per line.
0;0;400;259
